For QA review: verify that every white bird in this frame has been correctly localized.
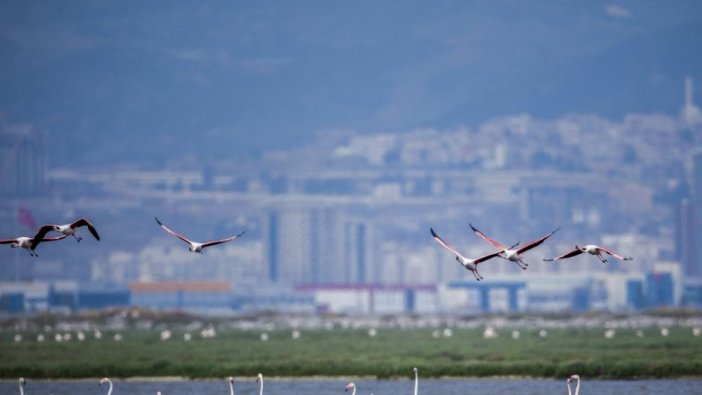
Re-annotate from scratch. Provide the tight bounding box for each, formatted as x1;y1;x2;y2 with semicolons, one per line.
544;244;633;264
256;373;263;395
469;224;559;270
430;228;503;281
31;218;100;249
345;382;357;395
412;367;419;395
18;378;25;395
228;376;235;395
99;377;113;395
154;217;245;254
1;232;67;257
566;374;580;395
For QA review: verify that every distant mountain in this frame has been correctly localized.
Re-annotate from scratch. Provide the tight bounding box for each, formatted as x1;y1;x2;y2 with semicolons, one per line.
0;1;700;168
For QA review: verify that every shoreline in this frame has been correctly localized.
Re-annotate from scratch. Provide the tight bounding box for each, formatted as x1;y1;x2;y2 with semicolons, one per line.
2;376;701;382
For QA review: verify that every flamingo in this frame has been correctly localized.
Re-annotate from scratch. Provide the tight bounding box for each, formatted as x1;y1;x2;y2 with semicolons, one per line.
544;244;633;264
430;228;505;281
469;224;559;270
256;373;263;395
99;377;113;395
566;374;580;395
30;218;100;250
154;217;245;254
228;376;235;395
412;367;419;395
1;233;67;257
18;378;25;395
345;383;356;395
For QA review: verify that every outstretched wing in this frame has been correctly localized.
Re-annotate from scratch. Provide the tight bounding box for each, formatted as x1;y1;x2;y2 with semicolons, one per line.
516;227;559;254
600;246;634;261
543;247;582;261
473;250;504;265
39;234;69;242
430;228;462;257
202;231;246;248
71;218;100;241
30;224;59;250
0;238;19;245
154;217;193;245
469;224;508;250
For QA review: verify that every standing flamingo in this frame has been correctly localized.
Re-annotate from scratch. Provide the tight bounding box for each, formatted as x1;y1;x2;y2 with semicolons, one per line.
154;217;245;254
469;224;559;270
99;378;113;395
256;373;263;395
545;245;633;264
412;367;419;395
227;376;235;395
566;374;580;395
18;378;25;395
430;228;505;281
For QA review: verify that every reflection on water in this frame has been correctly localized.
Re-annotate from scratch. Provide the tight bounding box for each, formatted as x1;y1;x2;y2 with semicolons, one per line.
1;378;700;395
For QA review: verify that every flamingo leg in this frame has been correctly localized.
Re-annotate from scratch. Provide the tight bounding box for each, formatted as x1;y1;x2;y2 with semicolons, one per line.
472;270;481;281
597;254;607;264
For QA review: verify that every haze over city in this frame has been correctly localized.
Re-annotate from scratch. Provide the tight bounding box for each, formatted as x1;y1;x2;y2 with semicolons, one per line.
2;1;702;315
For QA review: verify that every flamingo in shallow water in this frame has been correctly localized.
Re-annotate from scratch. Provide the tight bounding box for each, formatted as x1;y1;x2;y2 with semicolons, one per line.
256;373;263;395
99;377;113;395
31;218;100;250
469;224;559;270
566;374;580;395
154;217;244;254
545;244;633;264
430;228;505;281
1;233;67;257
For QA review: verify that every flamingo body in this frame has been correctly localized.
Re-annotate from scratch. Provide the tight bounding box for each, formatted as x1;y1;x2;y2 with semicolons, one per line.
470;224;559;270
545;244;633;264
2;233;67;257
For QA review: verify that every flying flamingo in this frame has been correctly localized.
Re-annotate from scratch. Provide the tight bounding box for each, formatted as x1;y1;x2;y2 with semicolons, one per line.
99;377;113;395
1;233;67;257
18;378;25;395
31;218;100;250
566;374;580;395
227;376;235;395
545;245;633;264
431;228;505;281
469;224;559;270
256;373;263;395
154;217;245;254
412;367;419;395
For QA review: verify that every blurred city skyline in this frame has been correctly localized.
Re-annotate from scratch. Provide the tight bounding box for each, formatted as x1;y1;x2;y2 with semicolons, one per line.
1;1;702;314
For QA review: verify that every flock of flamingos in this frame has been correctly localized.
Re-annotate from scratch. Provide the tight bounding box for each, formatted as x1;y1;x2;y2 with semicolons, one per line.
14;371;585;395
5;217;626;394
2;216;634;283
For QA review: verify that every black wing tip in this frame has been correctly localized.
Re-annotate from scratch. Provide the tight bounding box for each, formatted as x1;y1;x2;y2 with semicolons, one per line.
469;223;479;232
238;230;246;237
154;217;162;225
430;228;438;237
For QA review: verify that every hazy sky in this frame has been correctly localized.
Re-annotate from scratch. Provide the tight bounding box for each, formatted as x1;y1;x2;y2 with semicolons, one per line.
1;1;701;166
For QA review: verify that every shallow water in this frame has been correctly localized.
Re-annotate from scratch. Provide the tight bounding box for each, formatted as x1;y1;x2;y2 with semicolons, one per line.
2;378;701;395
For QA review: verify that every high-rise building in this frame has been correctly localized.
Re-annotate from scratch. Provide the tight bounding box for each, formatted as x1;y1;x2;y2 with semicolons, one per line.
678;199;697;277
0;124;46;196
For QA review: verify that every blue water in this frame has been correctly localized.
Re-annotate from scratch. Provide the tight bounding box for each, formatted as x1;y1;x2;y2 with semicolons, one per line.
1;378;700;395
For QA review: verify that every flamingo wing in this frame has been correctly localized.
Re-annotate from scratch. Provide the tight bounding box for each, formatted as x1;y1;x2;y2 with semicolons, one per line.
599;246;634;261
544;247;582;261
0;238;19;244
71;218;100;240
469;224;508;249
430;228;463;257
154;217;193;245
201;231;246;248
516;227;560;254
29;224;60;250
40;234;69;242
472;250;504;265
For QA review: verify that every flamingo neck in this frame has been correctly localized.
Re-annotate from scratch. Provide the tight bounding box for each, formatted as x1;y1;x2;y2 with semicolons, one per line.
350;385;356;395
229;381;234;395
258;378;263;395
106;380;113;395
19;383;24;395
574;377;580;395
414;371;418;395
567;381;572;395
